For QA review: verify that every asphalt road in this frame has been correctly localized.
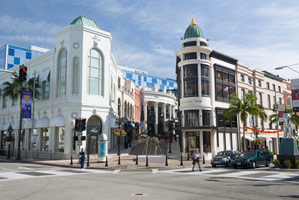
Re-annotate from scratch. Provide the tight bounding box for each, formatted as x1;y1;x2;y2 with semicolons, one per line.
0;162;299;200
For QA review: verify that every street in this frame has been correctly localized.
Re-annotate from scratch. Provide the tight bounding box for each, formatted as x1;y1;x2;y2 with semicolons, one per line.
0;162;299;200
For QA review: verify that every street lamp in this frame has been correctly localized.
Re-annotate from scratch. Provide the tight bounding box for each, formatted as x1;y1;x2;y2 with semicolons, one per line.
167;118;175;153
7;124;13;159
275;64;299;74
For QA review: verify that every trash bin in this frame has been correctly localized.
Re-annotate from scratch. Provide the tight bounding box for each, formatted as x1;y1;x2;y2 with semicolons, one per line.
98;133;108;162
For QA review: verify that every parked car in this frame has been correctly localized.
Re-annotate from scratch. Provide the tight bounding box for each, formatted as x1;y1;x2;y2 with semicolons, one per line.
232;150;273;169
211;150;241;167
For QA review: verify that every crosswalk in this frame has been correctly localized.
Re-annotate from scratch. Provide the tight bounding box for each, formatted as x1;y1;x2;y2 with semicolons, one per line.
0;168;113;182
158;168;299;184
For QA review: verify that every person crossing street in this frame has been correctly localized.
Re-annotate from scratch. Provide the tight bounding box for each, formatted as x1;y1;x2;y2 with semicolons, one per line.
192;148;201;172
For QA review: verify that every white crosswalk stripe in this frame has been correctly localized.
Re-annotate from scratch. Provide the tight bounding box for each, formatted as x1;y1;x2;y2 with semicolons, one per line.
159;168;299;184
0;169;113;182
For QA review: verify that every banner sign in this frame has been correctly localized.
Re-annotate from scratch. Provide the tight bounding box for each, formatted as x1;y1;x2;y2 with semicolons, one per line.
87;125;102;135
291;79;299;112
278;104;286;123
22;91;32;118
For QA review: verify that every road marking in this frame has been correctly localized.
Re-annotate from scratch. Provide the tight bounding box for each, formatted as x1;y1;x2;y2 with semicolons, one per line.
18;167;34;171
113;170;120;174
152;169;158;174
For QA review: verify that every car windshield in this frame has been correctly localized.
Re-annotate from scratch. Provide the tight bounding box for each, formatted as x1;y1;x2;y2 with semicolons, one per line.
241;151;256;157
217;151;231;156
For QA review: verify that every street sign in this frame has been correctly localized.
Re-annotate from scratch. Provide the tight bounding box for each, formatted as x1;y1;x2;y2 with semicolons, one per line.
22;91;32;118
31;134;39;142
291;79;299;112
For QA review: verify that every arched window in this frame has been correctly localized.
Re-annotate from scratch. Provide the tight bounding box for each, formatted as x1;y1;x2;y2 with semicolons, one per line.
118;98;121;116
57;48;67;96
73;57;79;94
88;48;103;95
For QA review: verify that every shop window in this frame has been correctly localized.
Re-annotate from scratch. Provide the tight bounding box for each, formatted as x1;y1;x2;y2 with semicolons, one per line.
55;127;65;152
41;128;49;152
203;132;211;153
184;52;197;60
185;110;199;127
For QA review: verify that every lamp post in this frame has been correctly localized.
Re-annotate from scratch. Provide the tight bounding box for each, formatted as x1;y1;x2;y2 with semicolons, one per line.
7;124;13;159
275;65;299;74
117;114;121;165
167;118;175;153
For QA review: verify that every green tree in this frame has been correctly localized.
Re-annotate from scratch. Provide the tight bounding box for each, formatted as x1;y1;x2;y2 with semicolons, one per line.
224;93;267;152
2;73;40;160
269;108;299;129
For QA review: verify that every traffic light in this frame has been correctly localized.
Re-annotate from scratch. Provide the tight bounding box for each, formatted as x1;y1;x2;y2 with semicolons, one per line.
75;119;80;131
18;65;27;82
80;118;86;131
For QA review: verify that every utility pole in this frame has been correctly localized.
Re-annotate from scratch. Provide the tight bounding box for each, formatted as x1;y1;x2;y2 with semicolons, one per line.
274;89;279;154
30;70;36;160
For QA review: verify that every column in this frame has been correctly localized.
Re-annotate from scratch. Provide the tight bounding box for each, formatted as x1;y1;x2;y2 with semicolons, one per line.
144;101;147;133
154;102;158;135
169;104;172;119
163;104;166;132
200;131;204;160
172;106;175;119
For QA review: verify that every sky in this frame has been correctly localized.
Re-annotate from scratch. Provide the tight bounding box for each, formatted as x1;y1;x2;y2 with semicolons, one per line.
1;0;299;80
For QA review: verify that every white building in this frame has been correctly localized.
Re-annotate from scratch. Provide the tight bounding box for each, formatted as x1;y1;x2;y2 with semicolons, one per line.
176;19;239;160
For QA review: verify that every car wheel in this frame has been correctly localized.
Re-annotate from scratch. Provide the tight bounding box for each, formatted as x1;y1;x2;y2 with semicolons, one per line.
252;161;256;169
226;161;231;167
265;160;270;167
212;164;217;167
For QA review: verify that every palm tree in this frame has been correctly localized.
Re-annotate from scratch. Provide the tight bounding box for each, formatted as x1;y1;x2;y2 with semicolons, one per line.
224;93;267;152
2;72;40;160
269;108;299;129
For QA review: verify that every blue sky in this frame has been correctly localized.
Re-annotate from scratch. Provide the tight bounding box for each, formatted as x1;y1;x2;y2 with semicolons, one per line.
1;0;299;80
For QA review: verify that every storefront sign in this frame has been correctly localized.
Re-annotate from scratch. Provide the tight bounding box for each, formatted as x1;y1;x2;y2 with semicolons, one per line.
291;79;299;112
87;125;101;135
22;91;32;118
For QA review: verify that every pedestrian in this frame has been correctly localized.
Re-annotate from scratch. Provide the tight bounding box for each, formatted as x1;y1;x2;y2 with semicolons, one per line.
79;148;86;170
192;148;201;172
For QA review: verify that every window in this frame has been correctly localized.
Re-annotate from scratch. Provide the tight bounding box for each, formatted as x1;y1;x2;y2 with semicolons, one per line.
215;66;236;101
273;84;276;91
42;72;50;99
183;64;198;97
20;130;25;150
118;98;121;116
287;97;292;108
267;82;270;89
118;77;121;89
231;115;237;127
273;96;276;107
241;89;245;103
258;80;261;87
72;57;79;94
55;127;65;152
202;110;211;126
201;65;209;96
200;41;207;46
240;75;244;82
88;48;104;95
259;93;263;105
267;95;271;109
185;110;199;127
184;52;197;60
41;128;49;152
278;86;281;93
183;41;196;47
57;48;67;96
12;96;17;106
200;53;206;60
203;132;211;153
2;96;7;108
248;78;252;85
279;97;282;104
249;114;254;127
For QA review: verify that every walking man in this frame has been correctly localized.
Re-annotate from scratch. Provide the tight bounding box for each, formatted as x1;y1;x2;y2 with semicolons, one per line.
192;148;201;172
79;148;86;170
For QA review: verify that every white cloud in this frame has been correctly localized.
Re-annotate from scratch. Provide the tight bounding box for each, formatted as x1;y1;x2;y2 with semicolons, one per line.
151;44;174;56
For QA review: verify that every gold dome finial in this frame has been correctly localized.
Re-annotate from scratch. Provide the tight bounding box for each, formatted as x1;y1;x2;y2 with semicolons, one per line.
190;18;196;26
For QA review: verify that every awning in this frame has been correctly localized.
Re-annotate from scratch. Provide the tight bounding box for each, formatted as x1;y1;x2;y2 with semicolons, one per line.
135;122;143;127
24;119;37;129
124;123;135;129
0;122;5;131
36;117;50;128
13;120;25;130
4;122;15;130
243;136;255;141
40;69;50;83
50;115;65;127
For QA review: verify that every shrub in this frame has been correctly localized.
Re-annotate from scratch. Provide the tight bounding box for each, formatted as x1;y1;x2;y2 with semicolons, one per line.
272;159;280;168
295;160;299;169
284;159;292;168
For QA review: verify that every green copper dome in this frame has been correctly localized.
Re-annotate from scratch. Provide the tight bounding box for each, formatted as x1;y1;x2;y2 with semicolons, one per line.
71;16;99;29
184;19;204;39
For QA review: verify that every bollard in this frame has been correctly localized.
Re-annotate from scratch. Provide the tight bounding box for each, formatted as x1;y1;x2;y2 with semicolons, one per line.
165;155;168;166
70;155;73;165
118;155;121;165
136;155;138;165
105;156;108;167
203;155;205;164
187;153;189;161
146;155;149;166
87;155;90;167
180;154;183;166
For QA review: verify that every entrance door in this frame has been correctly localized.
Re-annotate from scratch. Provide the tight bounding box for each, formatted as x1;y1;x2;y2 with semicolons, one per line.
188;136;196;158
90;136;98;154
86;115;102;155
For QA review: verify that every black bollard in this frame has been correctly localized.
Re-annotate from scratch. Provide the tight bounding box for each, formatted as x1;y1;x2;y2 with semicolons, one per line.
87;155;90;167
203;155;205;164
165;155;168;166
180;154;183;166
105;156;108;167
118;155;121;165
146;155;149;167
187;152;189;161
136;155;138;165
70;155;73;165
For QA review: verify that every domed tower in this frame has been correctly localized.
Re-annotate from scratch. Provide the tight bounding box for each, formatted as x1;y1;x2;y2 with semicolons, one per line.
176;19;213;160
